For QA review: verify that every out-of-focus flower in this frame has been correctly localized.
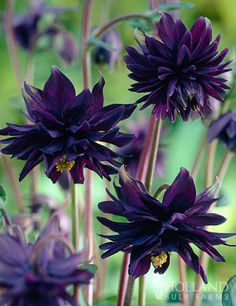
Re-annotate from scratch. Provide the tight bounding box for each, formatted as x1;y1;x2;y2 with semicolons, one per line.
30;194;70;235
125;12;231;121
92;28;122;71
0;67;136;184
98;167;235;282
0;216;94;306
118;121;165;177
208;111;236;151
53;31;78;64
11;0;78;64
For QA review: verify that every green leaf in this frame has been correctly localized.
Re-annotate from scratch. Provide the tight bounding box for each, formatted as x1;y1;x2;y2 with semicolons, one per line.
0;185;6;209
80;264;98;274
129;18;152;32
222;275;236;306
89;37;116;51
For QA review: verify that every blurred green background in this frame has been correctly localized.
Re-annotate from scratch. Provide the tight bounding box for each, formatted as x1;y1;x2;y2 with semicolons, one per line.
0;0;236;305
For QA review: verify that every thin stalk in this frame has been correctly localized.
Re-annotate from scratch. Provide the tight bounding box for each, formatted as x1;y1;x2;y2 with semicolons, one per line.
153;183;169;199
149;0;159;9
118;115;156;306
124;276;135;306
71;183;79;250
138;276;146;306
136;115;156;182
145;118;162;192
5;0;22;87
205;140;218;187
191;150;234;306
118;253;131;306
81;0;93;304
94;13;152;38
191;131;207;181
138;118;162;306
1;155;24;213
217;151;234;185
178;257;189;306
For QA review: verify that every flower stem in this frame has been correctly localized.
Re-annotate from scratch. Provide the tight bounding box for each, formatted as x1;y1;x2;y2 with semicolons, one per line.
71;183;79;250
81;0;94;304
205;140;218;187
138;276;146;306
191;150;233;306
94;13;152;38
217;151;234;185
145;118;162;192
1;155;24;213
153;183;169;199
178;257;189;306
191;131;207;181
117;115;156;306
137;118;162;306
5;0;22;87
124;276;135;306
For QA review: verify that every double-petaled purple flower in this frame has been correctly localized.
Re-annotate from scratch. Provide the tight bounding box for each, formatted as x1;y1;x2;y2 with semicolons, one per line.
0;67;135;184
0;216;94;306
125;12;231;121
208;111;236;151
98;167;235;282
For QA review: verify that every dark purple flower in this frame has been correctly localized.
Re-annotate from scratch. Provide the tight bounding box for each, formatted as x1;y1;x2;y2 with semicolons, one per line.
0;67;136;184
11;0;77;65
98;167;235;282
125;12;231;121
12;0;67;50
0;216;94;306
118;120;165;177
208;111;236;152
92;28;122;71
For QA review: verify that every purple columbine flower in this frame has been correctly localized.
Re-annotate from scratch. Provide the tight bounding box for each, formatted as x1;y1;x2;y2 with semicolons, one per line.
208;111;236;151
92;28;122;71
118;121;165;177
11;0;78;64
0;216;94;306
125;12;231;121
98;167;235;282
0;67;136;184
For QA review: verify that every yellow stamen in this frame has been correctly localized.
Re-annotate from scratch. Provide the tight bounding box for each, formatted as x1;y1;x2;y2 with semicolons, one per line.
56;157;75;173
151;252;168;268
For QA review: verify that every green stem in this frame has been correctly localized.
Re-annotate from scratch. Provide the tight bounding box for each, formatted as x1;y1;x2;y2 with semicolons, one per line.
71;184;78;250
145;119;162;192
124;276;135;306
205;140;218;187
138;276;146;306
94;13;152;38
153;184;169;199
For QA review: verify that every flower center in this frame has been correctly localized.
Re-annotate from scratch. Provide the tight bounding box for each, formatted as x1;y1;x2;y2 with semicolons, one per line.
151;252;168;268
56;157;75;172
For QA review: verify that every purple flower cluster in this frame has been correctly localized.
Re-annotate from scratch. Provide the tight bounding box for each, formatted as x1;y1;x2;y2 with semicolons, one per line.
98;168;234;282
125;13;231;121
0;67;135;184
0;216;94;306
